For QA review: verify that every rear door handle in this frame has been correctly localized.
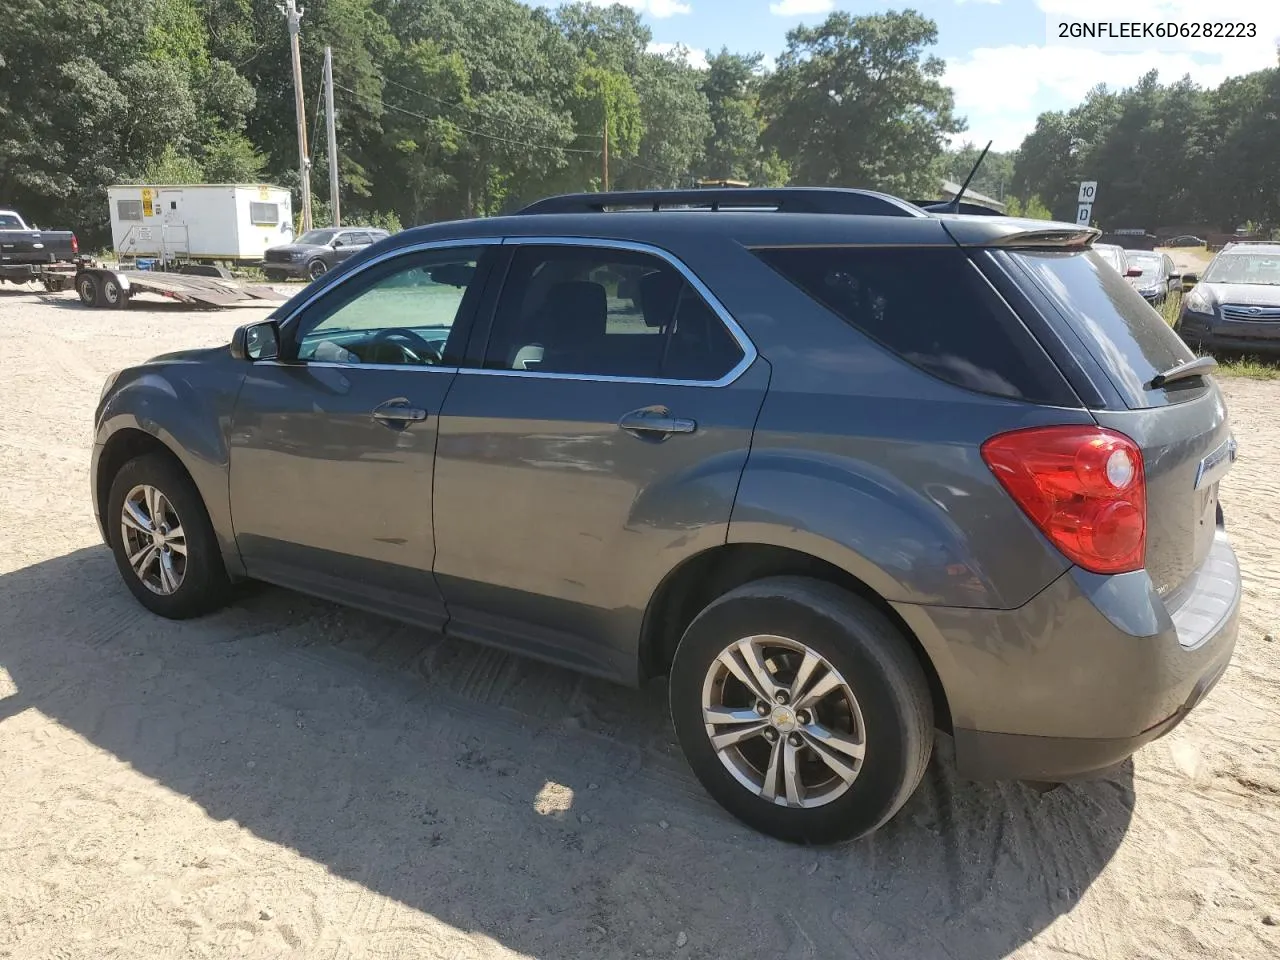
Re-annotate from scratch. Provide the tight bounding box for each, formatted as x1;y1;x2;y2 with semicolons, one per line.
618;406;697;440
371;399;428;424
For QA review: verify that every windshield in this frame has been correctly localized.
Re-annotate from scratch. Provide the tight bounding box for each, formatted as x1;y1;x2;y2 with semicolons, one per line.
1126;254;1162;279
297;229;338;245
1203;253;1280;286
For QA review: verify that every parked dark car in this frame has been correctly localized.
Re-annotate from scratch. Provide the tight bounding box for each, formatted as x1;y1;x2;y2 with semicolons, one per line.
1125;250;1181;305
262;227;390;282
1177;241;1280;353
93;188;1239;844
0;207;79;282
1165;235;1206;247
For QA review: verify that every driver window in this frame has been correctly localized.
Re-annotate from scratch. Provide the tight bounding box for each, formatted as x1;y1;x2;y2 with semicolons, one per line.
296;249;483;366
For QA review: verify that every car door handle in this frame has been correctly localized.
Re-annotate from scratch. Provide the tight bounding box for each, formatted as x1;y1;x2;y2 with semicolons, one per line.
618;407;697;440
371;399;428;424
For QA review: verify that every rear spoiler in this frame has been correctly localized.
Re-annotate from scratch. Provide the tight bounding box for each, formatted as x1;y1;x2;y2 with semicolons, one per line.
940;218;1101;249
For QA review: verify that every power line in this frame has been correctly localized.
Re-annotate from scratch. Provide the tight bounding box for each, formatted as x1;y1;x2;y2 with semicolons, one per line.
333;81;685;182
334;81;602;156
376;74;603;141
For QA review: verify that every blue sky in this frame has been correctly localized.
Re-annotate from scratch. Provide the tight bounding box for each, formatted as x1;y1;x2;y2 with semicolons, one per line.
581;0;1280;151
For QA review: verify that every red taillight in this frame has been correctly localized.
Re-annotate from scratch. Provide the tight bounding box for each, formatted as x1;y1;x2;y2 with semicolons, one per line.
981;425;1146;574
71;233;79;254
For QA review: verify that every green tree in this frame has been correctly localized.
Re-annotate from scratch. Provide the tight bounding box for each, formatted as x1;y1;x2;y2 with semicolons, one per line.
617;50;710;188
761;10;964;196
696;50;788;186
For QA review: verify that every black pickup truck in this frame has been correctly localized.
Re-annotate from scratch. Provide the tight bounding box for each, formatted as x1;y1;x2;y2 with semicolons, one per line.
0;208;80;282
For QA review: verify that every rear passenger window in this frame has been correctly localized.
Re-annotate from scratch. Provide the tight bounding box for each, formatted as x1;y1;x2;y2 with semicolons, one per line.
483;245;745;381
754;246;1064;402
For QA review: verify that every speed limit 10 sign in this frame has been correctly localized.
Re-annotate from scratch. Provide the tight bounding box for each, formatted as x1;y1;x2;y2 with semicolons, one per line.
1078;181;1098;203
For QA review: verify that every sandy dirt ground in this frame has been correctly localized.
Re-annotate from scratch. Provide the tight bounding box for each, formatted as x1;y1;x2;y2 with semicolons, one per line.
1;284;1278;960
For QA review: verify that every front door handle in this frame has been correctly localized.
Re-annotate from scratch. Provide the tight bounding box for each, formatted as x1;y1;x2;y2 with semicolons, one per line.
371;398;428;425
618;406;697;440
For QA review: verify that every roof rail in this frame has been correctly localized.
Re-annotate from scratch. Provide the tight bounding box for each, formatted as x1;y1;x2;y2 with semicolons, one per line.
515;188;926;218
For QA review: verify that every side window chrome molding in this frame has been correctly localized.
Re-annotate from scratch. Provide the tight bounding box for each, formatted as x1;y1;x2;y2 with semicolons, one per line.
458;235;758;389
269;233;759;388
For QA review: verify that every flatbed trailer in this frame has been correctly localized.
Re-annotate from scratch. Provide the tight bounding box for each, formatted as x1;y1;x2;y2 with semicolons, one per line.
72;266;286;309
1;258;88;290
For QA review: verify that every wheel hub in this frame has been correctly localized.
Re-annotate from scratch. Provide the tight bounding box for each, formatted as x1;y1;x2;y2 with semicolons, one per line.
769;705;798;733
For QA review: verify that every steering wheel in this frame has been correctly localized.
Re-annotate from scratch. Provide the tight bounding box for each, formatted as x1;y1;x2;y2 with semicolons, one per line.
370;328;443;365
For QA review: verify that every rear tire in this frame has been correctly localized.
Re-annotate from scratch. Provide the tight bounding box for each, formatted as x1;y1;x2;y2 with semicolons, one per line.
101;274;128;309
106;452;229;619
669;576;934;844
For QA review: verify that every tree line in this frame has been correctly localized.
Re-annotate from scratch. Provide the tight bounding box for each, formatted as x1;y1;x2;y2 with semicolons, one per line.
1012;64;1280;233
1;1;1276;243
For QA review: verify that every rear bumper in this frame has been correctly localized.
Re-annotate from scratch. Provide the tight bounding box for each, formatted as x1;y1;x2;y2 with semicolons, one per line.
894;529;1240;782
951;652;1231;781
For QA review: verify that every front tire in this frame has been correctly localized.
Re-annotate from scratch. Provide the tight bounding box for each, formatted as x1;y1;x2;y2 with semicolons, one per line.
307;259;329;281
669;576;934;844
106;452;229;619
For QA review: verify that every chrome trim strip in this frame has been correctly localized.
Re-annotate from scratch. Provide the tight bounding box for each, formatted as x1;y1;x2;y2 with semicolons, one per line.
458;235;757;388
1194;434;1235;492
256;360;460;374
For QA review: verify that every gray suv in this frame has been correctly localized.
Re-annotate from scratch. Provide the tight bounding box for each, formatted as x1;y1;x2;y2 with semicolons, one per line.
263;227;392;282
92;188;1240;844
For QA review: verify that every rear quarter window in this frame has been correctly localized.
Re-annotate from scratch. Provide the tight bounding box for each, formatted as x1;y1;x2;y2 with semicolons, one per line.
1009;249;1199;408
752;245;1075;404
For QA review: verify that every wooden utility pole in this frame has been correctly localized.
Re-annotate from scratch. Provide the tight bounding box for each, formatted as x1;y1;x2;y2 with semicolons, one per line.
280;0;313;232
323;45;340;226
602;111;610;193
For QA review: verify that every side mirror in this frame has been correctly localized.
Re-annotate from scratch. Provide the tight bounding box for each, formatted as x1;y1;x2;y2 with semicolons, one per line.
332;238;344;248
231;320;280;361
1182;273;1199;290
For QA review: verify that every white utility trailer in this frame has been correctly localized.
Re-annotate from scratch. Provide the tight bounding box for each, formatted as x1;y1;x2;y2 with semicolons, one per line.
107;183;294;265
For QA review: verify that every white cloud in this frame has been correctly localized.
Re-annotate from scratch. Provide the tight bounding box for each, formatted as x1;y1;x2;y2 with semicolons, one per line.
946;0;1280;150
588;0;692;17
647;41;710;70
955;0;1001;5
769;0;834;16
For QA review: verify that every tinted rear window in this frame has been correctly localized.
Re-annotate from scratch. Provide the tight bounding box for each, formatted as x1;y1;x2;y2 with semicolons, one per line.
753;245;1073;404
1010;249;1198;407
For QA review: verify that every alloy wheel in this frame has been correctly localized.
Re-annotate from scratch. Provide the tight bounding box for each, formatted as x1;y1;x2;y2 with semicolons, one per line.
701;635;867;808
120;484;188;595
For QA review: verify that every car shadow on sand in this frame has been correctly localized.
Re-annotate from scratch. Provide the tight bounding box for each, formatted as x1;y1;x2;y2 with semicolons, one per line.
0;546;1136;959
